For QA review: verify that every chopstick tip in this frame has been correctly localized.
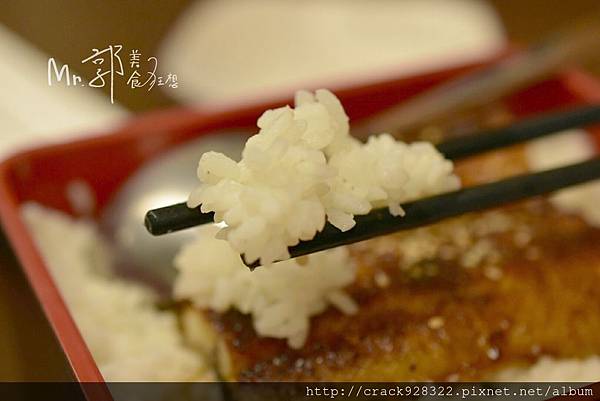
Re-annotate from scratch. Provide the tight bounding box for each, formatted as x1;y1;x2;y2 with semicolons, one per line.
144;211;161;236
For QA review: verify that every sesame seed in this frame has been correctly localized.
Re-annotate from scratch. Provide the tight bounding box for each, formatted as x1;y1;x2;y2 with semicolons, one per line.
428;316;445;330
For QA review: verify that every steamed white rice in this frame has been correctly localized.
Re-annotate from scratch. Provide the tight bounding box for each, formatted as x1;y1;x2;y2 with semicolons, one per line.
490;356;600;382
188;89;460;265
22;203;212;381
174;225;357;349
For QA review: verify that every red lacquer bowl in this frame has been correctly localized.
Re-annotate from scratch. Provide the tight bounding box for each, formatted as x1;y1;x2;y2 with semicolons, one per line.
1;55;600;393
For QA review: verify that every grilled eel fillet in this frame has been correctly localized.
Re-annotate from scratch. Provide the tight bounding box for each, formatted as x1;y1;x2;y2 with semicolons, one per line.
181;143;600;382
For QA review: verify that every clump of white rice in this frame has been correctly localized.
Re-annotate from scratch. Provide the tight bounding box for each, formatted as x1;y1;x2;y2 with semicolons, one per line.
174;225;357;349
22;203;212;381
188;89;460;265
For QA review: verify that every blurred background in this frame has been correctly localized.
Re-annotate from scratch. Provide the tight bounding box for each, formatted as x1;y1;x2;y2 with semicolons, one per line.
1;0;600;380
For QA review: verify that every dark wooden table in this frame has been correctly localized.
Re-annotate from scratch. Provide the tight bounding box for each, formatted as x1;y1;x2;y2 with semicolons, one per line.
1;0;599;380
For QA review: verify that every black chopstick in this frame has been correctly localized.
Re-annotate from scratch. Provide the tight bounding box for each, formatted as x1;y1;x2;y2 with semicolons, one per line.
145;203;214;235
144;104;600;237
259;156;600;268
437;104;600;159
